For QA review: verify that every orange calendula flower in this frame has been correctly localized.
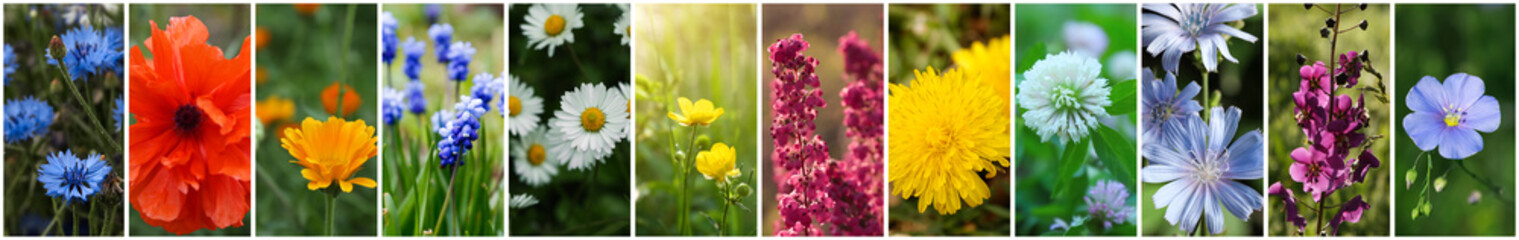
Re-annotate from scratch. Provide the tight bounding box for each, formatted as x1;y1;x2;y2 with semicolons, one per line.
256;95;295;125
281;116;378;192
322;81;362;117
254;27;270;50
294;4;321;16
128;15;252;235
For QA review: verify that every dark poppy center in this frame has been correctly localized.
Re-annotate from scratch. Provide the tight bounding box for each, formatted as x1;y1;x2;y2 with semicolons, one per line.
174;104;202;132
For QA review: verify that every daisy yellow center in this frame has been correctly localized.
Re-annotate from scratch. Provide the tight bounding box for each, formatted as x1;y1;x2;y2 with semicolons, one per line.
509;96;523;117
545;15;566;36
626;26;632;37
581;107;605;131
528;144;546;166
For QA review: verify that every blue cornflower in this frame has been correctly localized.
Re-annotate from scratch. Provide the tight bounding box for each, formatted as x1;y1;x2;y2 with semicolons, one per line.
37;150;112;204
5;97;55;143
381;11;399;65
113;97;123;132
429;23;454;63
381;87;403;126
1141;107;1263;235
59;25;125;81
4;44;15;85
406;80;428;115
1141;3;1258;73
1141;70;1202;144
1403;73;1502;160
425;4;442;25
470;73;503;112
437;96;484;167
445;41;475;81
402;37;426;81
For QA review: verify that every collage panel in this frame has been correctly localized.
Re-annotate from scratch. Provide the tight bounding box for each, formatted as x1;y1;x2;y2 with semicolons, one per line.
1138;3;1266;237
1264;3;1391;237
507;3;632;236
3;3;127;236
253;3;379;236
886;3;1011;237
378;3;505;236
1392;3;1516;236
1013;3;1139;237
632;3;758;236
126;4;253;236
760;3;885;237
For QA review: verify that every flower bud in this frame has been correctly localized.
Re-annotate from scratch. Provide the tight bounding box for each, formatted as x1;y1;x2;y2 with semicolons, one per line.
1360;50;1371;62
1320;27;1331;38
1304;3;1314;9
1325;18;1337;28
1359;20;1368;30
736;183;753;198
1360;3;1369;10
48;35;65;60
695;135;712;150
1296;53;1307;65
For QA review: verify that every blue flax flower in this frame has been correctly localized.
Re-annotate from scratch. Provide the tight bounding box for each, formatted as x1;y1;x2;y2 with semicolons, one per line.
59;25;125;81
1141;107;1263;235
1141;3;1258;73
402;37;426;81
429;23;454;63
1141;70;1202;144
5;97;55;143
381;11;398;65
1403;73;1501;160
381;87;403;126
437;96;485;167
38;150;111;204
445;41;475;81
406;80;428;115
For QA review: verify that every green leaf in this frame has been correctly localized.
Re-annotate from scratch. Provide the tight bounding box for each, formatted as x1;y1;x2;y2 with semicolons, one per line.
1093;125;1138;189
1054;138;1092;197
1105;79;1138;115
1018;42;1048;72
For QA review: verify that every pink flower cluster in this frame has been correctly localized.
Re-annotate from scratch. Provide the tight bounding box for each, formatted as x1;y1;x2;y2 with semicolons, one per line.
833;31;883;235
1274;51;1378;234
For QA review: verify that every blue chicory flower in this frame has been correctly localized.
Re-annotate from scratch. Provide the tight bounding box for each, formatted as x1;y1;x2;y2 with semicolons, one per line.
1141;3;1258;73
1141;106;1264;235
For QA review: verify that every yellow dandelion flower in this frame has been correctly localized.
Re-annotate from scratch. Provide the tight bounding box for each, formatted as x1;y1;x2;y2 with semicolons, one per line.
888;67;1011;214
696;143;740;183
667;97;725;127
256;95;295;125
281;116;379;192
951;35;1012;110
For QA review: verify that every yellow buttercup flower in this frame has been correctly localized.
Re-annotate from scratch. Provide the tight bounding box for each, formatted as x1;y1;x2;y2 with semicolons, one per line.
888;67;1011;214
281;116;379;192
256;95;296;125
952;35;1012;111
667;97;725;127
696;143;740;183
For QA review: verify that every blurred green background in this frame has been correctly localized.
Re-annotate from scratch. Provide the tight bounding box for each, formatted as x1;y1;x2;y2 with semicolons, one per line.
633;4;758;236
1393;4;1515;236
1265;3;1391;236
379;4;504;236
1013;3;1138;237
886;4;1011;236
758;3;882;236
127;4;250;236
4;3;126;236
507;3;631;236
1138;3;1265;236
253;4;378;236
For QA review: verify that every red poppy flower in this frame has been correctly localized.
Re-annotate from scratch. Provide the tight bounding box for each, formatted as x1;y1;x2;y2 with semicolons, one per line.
128;15;253;235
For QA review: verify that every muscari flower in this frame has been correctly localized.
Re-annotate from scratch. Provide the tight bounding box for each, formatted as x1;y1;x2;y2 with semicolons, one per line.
429;23;453;63
508;75;544;136
281;117;378;193
520;4;584;57
1142;107;1263;235
613;4;631;46
888;67;1010;214
437;96;484;167
1018;51;1111;144
951;35;1012;106
402;37;426;81
38;150;111;204
1141;3;1258;73
445;41;474;81
1064;21;1109;58
381;11;398;65
431;109;455;135
1142;70;1201;144
128;16;252;235
1403;73;1501;160
550;83;628;170
424;4;441;25
470;72;504;112
1086;180;1134;229
60;25;126;81
405;80;428;115
513;127;559;187
696;143;740;183
256;95;295;125
321;82;362;117
381;87;403;126
5;96;54;143
667;97;724;127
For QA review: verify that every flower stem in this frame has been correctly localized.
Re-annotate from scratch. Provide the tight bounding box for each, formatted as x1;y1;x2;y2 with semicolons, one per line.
680;126;700;235
42;199;63;236
326;193;337;236
1316;197;1325;235
432;166;459;235
334;4;358;119
53;64;120;154
565;45;592;81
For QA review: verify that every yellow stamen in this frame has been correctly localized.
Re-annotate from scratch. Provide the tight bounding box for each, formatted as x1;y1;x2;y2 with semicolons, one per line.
545;15;566;36
528;144;546;166
581;107;605;131
509;96;523;117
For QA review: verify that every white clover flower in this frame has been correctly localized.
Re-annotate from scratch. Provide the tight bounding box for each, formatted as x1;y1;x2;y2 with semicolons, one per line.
1017;51;1111;144
1063;21;1109;58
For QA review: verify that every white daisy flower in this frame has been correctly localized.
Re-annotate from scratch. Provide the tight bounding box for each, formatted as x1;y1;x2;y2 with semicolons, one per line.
507;75;544;136
509;194;540;209
613;5;631;46
1017;51;1112;144
550;83;628;170
549;128;612;170
616;82;633;140
512;127;559;187
520;4;584;57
